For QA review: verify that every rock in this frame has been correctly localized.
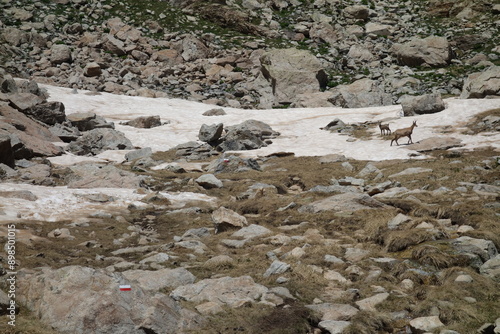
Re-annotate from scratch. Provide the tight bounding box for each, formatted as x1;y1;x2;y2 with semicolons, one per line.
388;213;412;229
0;134;14;167
409;316;444;333
67;163;144;188
202;108;226;116
365;22;393;36
195;174;223;189
318;320;351;334
298;193;389;213
343;5;369;19
401;93;446;116
218;119;279;152
171;275;268;308
24;101;66;125
461;66;500;99
0;103;63;158
231;224;272;240
198;123;224;143
355;292;390;311
206;154;261;173
17;266;203;333
123;115;162;129
452;236;498;264
263;260;291;278
66;128;133;155
67;112;114;131
480;254;500;282
125;147;152;162
83;62;102;77
392;36;452;67
321;118;347;132
212;206;248;233
203;255;235;269
49;122;81;142
344;247;370;262
50;44;72;65
324;270;349;284
389;167;433;178
306;303;359;321
328;79;393;108
176;35;209;62
0;190;37;201
408;137;464;152
195;302;224;315
173;141;218;160
122;267;196;291
47;228;73;239
260;48;327;105
102;34;127;56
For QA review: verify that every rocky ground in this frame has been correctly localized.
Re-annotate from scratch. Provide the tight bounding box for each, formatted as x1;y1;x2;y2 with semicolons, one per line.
1;0;500;333
0;0;499;109
1;138;500;334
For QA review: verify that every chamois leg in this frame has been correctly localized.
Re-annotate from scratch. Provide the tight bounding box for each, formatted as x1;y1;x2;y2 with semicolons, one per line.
408;135;413;144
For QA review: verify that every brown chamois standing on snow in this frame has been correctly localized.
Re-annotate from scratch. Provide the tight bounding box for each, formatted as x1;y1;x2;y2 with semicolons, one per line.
390;121;418;146
378;122;391;136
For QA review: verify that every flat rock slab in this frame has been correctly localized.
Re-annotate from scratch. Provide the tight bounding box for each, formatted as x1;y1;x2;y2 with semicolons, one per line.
298;192;389;213
318;320;351;334
122;267;195;291
306;303;359;321
170;275;268;308
389;167;433;178
17;266;203;334
407;137;463;152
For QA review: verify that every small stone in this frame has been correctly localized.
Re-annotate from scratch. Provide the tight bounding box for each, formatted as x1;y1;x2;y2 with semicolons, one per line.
455;274;473;283
263;260;291;278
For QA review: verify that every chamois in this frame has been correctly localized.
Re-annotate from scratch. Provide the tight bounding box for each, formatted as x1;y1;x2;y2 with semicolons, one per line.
378;122;391;136
390;121;418;146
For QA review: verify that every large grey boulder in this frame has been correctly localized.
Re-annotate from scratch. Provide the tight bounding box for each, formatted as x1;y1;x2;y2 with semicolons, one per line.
195;174;223;189
4;92;45;111
260;48;327;105
102;34;127;56
218;119;279;152
452;236;498;267
67;163;144;188
391;36;452;67
401;93;446;116
50;44;72;65
66;128;133;156
17;266;204;334
199;123;224;143
67;112;114;131
460;66;500;98
24;101;66;125
328;79;393;108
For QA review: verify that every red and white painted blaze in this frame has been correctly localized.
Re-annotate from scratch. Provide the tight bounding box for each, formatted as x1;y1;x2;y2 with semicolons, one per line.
119;285;131;291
